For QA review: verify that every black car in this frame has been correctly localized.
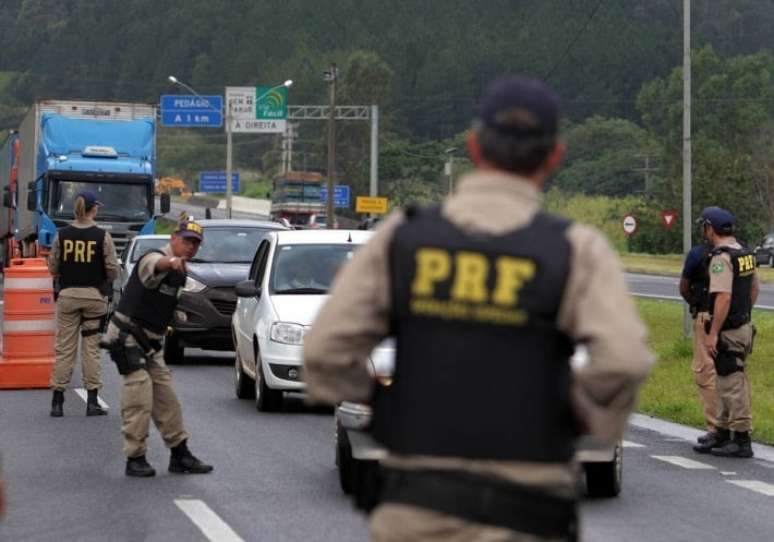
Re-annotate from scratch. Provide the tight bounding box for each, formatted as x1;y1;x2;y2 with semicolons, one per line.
164;219;287;364
754;234;774;267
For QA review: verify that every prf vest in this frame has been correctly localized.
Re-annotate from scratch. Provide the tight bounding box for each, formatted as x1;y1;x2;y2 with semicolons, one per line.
709;246;754;330
115;250;186;333
58;225;107;290
688;245;711;313
372;207;576;463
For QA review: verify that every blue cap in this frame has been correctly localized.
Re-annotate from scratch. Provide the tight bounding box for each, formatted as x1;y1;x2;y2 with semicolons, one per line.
698;206;735;234
478;75;560;138
75;190;103;210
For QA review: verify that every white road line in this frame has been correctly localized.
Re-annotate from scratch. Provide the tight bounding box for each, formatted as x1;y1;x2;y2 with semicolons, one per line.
727;480;774;496
74;388;109;409
629;292;774;311
175;499;245;542
623;440;645;448
721;472;737;476
651;455;715;470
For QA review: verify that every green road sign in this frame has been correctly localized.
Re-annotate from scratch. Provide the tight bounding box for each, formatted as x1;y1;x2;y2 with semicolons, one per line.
256;86;288;120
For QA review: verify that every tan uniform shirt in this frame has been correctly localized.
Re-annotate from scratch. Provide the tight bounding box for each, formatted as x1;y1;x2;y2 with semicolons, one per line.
303;170;653;495
708;241;759;295
47;218;119;301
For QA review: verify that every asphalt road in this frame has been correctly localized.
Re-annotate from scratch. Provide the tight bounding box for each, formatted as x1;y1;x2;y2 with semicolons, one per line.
2;350;774;541
626;272;774;310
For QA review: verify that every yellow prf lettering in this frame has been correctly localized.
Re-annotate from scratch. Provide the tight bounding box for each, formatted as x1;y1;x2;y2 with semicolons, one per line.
491;257;535;306
450;252;489;303
62;239;74;261
738;254;754;273
86;241;96;263
74;240;86;263
412;248;451;296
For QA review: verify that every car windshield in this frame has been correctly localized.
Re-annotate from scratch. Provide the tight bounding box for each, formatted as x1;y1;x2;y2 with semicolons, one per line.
51;180;150;221
192;227;273;263
130;238;168;262
271;243;358;294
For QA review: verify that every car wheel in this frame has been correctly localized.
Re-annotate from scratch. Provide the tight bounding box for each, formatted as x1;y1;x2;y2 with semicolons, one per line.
585;442;623;498
255;350;283;412
163;333;185;365
337;423;355;495
234;348;255;400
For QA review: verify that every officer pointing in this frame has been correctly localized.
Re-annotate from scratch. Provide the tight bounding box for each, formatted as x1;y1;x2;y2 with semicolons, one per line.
101;220;213;477
47;190;118;417
304;76;653;541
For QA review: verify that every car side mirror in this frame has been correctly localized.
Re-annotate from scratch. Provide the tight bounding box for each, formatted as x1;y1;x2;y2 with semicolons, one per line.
160;193;171;214
27;190;36;211
235;279;260;298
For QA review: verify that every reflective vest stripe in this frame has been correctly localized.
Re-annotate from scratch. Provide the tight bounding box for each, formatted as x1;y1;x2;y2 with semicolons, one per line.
4;277;54;290
3;319;57;333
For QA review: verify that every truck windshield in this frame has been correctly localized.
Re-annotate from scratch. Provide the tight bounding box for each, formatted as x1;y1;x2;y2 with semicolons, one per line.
51;181;150;221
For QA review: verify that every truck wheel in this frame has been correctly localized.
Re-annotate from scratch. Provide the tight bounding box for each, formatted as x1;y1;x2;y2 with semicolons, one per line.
585;442;623;498
163;334;185;365
234;349;255;399
254;354;283;412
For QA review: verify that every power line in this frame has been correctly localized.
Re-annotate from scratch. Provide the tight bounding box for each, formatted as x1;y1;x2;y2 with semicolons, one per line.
544;0;606;82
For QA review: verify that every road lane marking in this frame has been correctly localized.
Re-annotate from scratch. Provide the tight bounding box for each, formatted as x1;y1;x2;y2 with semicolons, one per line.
651;455;715;470
74;388;109;409
727;480;774;496
175;499;245;542
629;292;774;311
623;440;645;448
721;472;737;476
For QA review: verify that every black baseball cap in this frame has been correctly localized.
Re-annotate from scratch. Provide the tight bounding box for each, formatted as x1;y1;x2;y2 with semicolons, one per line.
477;75;560;138
697;206;735;234
75;190;103;210
173;220;204;241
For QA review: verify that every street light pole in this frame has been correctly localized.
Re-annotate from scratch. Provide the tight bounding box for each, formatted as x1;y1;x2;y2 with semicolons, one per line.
324;64;338;229
682;0;692;337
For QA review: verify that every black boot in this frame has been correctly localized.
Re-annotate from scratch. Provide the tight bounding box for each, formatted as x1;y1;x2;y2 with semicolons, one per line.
711;431;754;458
693;428;731;454
126;455;156;477
50;390;64;417
169;440;213;474
697;430;717;444
86;389;107;416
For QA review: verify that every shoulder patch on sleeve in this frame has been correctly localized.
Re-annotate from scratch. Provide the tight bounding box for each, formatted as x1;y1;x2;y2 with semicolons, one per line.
711;262;725;274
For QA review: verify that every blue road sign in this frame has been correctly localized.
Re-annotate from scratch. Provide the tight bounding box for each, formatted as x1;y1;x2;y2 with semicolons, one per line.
319;185;351;208
161;95;223;128
199;171;240;193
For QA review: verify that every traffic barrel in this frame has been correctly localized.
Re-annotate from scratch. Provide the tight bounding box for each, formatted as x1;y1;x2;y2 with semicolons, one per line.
0;258;55;389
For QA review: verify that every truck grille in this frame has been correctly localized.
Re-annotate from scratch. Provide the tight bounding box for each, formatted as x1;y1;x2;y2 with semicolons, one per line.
209;287;238;315
211;298;237;315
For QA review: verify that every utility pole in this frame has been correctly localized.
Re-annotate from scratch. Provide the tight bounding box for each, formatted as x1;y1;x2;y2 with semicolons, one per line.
324;64;338;229
683;0;692;337
225;96;233;219
370;105;379;197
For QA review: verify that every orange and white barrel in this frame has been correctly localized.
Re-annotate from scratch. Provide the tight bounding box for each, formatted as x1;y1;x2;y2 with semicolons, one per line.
0;258;56;389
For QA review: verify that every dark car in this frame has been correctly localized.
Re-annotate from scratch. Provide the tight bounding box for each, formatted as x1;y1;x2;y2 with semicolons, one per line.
754;234;774;267
164;219;287;364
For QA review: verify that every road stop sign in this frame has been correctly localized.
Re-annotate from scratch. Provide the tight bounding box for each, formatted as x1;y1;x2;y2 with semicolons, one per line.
660;210;678;230
622;215;637;236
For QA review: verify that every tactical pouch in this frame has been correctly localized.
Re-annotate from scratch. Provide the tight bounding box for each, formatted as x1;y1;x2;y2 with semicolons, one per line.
714;338;744;377
100;334;147;376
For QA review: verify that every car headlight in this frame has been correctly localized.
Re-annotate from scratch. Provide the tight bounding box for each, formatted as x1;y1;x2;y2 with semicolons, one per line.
183;276;207;293
270;322;306;345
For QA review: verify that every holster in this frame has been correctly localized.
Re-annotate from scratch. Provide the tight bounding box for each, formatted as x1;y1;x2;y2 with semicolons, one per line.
99;332;146;376
714;336;745;377
378;468;578;540
80;313;108;338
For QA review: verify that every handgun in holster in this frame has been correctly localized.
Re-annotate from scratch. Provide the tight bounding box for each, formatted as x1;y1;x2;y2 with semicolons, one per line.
99;318;161;376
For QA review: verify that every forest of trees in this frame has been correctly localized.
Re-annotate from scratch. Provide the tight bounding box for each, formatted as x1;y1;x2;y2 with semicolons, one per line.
2;0;774;248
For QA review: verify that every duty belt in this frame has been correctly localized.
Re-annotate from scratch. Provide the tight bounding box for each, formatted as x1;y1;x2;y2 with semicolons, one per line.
380;468;578;540
110;317;163;355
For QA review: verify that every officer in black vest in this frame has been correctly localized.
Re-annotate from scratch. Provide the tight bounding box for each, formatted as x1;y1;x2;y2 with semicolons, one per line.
679;240;718;443
304;76;653;541
47;190;118;417
693;207;758;458
101;220;213;477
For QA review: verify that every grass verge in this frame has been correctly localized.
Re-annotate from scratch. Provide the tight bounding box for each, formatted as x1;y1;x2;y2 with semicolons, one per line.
636;297;774;445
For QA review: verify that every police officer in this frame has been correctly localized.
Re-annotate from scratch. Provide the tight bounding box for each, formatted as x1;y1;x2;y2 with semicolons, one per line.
693;207;758;458
303;76;653;541
47;190;118;417
679;240;718;444
101;220;213;477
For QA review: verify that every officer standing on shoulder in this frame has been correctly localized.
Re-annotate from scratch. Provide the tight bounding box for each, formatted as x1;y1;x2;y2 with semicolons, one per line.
101;220;213;477
47;191;118;417
303;76;653;541
679;240;718;444
693;207;758;458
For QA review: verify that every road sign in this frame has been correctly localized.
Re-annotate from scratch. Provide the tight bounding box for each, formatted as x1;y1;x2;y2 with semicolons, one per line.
622;215;638;236
256;86;288;120
356;196;389;214
199;171;240;193
319;185;350;208
661;210;678;230
226;86;287;133
160;95;223;127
